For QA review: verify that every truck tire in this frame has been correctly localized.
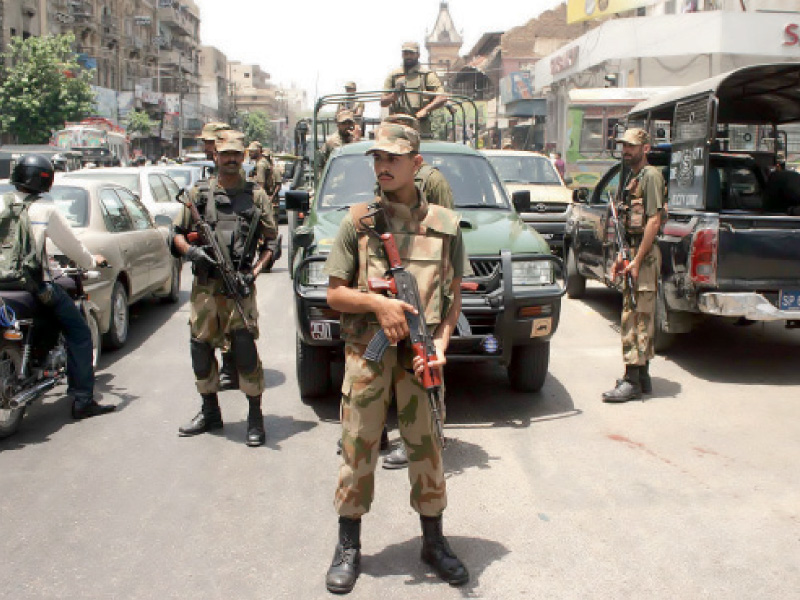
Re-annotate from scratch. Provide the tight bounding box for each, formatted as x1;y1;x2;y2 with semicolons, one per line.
507;342;550;392
296;335;331;398
565;246;586;299
654;282;676;353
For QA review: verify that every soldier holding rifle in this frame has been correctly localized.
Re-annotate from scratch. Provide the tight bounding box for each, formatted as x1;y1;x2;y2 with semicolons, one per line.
603;128;665;403
173;130;278;446
322;121;469;593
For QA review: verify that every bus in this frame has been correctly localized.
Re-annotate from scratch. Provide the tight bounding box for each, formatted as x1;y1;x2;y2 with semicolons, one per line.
52;117;130;167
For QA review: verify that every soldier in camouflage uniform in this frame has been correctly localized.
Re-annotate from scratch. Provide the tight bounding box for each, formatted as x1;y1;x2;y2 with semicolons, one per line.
381;42;448;139
337;81;365;130
247;141;275;194
603;128;665;403
323;122;469;593
319;110;360;170
174;130;279;446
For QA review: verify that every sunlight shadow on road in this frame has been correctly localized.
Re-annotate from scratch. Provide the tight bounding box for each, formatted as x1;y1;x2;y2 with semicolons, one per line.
217;414;317;449
364;535;509;595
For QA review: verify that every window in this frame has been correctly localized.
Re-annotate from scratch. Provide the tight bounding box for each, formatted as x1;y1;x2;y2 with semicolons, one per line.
116;188;152;230
580;118;605;153
149;174;169;203
50;186;90;228
99;189;134;232
597;169;622;204
160;175;180;200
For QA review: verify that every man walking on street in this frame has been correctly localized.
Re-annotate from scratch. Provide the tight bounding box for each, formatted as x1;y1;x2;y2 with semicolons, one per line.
381;42;447;139
174;130;278;446
323;121;469;593
603;128;665;403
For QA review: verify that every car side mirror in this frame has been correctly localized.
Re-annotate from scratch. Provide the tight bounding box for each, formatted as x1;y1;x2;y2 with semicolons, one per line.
572;188;590;203
285;189;310;212
563;176;573;186
293;225;314;249
511;190;531;214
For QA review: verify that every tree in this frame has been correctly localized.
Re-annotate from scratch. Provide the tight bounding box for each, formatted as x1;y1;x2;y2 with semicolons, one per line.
0;33;95;144
241;110;274;148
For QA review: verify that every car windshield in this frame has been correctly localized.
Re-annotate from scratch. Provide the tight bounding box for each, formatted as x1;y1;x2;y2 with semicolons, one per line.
487;155;561;185
65;172;140;194
317;153;510;210
50;186;90;227
165;169;192;188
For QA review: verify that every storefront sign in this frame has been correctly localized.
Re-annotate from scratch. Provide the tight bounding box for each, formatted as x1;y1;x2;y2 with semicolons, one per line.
784;24;799;46
550;46;579;76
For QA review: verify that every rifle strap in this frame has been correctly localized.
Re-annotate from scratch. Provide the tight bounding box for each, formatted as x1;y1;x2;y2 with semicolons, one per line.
350;202;375;233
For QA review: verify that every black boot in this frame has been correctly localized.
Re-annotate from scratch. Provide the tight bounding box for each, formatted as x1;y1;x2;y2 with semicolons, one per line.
246;395;265;447
640;361;652;394
420;515;469;586
219;349;239;391
326;517;361;594
602;365;642;403
178;393;223;436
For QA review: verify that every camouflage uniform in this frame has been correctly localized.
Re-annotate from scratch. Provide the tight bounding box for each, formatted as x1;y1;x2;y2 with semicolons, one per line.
416;163;454;210
620;164;664;366
324;194;465;518
179;173;278;396
319;110;358;169
384;63;445;138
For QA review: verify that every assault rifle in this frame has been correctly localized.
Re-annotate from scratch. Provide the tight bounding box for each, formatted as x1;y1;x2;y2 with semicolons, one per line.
610;168;637;310
359;209;445;448
179;189;258;334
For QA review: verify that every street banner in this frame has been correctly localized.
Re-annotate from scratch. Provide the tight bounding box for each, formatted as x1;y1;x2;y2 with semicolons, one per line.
567;0;659;24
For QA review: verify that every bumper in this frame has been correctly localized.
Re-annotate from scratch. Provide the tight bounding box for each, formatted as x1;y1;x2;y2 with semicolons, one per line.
293;252;566;365
521;220;566;251
698;292;800;321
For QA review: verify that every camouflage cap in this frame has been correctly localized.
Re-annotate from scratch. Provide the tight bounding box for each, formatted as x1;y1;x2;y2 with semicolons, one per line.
337;110;356;124
344;81;356;89
247;140;263;151
383;114;421;132
617;127;649;146
402;41;420;53
216;130;246;153
366;122;420;156
198;121;231;141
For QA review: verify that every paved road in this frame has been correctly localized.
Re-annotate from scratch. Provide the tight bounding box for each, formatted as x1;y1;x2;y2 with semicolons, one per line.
2;234;799;599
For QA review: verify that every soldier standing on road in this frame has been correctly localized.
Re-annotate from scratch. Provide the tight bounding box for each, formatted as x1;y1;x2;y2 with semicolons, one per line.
174;130;278;446
603;128;665;403
323;122;469;593
381;42;448;139
248;141;275;195
319;110;361;169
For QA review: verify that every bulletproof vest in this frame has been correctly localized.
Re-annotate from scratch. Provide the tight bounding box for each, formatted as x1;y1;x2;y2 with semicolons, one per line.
339;198;459;346
391;67;432;112
199;181;261;271
620;166;656;238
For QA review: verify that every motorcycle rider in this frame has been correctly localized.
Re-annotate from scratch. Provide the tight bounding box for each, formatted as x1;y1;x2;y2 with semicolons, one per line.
5;155;114;419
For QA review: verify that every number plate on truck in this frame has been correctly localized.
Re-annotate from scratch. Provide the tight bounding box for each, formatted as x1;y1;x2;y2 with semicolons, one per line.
778;290;800;311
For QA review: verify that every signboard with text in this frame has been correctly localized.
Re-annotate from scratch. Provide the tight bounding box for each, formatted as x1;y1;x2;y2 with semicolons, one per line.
567;0;659;24
668;141;706;210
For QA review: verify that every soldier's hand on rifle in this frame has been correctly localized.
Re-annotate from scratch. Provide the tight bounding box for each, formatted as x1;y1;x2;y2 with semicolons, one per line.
184;245;217;267
394;78;406;92
622;258;640;282
412;338;446;382
375;296;416;345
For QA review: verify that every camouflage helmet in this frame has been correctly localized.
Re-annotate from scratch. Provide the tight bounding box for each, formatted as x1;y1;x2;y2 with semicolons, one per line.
199;121;231;141
216;130;246;153
383;114;421;132
366;121;420;155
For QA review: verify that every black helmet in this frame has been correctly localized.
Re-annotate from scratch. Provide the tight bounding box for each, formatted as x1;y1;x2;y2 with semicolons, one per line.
10;154;55;193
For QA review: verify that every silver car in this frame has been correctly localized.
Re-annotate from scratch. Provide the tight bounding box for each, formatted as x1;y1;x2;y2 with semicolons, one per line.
60;167;185;225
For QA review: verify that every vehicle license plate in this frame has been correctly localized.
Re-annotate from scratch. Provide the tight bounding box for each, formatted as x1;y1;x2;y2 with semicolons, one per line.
530;317;552;338
540;233;554;240
778;289;800;311
310;321;332;341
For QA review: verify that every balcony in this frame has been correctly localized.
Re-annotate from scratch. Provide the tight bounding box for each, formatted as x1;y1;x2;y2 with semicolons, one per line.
157;1;194;37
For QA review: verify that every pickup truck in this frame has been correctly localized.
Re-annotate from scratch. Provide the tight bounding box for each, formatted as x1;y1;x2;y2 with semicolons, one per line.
288;139;566;398
565;146;800;350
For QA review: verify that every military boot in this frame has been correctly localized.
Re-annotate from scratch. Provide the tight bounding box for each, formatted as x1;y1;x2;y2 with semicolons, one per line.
420;515;469;586
246;394;265;447
178;393;223;436
325;517;361;594
219;349;239;391
639;361;652;394
602;365;642;403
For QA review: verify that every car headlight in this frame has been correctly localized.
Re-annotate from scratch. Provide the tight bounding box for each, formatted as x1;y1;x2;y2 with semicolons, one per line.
304;260;328;286
512;260;553;286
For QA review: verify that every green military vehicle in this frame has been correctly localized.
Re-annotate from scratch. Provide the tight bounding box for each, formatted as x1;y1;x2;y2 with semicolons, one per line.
286;91;566;398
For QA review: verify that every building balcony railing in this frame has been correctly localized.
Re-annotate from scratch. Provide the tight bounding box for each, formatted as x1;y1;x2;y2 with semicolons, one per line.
158;1;195;37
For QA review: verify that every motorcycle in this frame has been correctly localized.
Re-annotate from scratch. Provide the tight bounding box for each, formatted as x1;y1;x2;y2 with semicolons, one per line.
0;267;102;439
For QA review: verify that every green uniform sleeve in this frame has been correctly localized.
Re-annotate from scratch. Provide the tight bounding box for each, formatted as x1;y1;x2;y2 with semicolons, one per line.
425;70;445;93
255;189;278;242
323;215;358;283
425;169;454;210
641;167;665;218
450;228;470;279
383;72;395;90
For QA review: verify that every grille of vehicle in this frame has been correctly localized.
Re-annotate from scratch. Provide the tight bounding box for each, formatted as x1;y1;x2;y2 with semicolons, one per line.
470;258;501;279
526;202;568;214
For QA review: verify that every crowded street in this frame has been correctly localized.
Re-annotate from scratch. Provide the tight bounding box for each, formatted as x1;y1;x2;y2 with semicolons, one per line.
1;246;798;599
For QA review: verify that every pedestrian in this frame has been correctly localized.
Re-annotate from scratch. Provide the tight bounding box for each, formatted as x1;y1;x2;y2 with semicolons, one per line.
174;130;279;446
553;151;566;179
318;110;360;169
381;41;447;139
323;121;469;593
602;128;665;403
